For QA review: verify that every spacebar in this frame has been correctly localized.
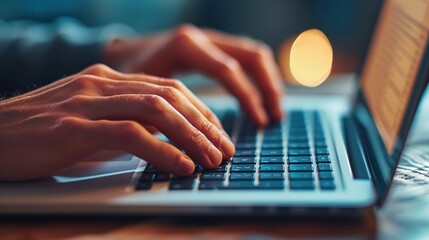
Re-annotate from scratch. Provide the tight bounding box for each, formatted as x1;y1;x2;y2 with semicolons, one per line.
219;181;284;190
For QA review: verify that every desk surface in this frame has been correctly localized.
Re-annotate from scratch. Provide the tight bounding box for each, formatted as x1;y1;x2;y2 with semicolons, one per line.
1;76;429;240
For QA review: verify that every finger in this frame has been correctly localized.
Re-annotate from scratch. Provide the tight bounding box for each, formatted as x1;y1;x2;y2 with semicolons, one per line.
131;77;225;131
203;29;284;121
170;25;268;125
72;94;224;168
91;78;234;158
86;68;225;131
61;117;195;175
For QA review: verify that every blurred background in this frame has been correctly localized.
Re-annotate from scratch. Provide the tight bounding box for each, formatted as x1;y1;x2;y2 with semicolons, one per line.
0;0;383;95
0;0;381;73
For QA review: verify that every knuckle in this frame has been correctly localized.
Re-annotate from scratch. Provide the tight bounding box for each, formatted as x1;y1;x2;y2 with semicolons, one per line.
55;117;81;133
218;58;241;77
72;75;100;90
171;24;199;46
118;121;140;137
159;86;182;103
83;63;112;75
167;79;187;91
144;95;169;113
252;44;273;62
199;118;215;135
189;128;206;145
199;119;222;144
201;106;216;119
173;24;197;38
205;110;221;126
200;118;222;145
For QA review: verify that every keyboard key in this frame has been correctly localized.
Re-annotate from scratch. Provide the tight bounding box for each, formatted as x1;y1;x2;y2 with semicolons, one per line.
314;141;327;148
193;165;203;173
260;172;284;180
288;142;310;149
289;129;308;135
288;164;313;172
320;180;336;190
221;111;236;136
169;178;195;190
314;134;325;140
232;157;256;164
266;122;282;130
200;172;226;181
139;173;154;182
203;164;227;172
260;164;284;172
318;172;334;179
235;142;257;149
237;136;257;143
154;173;170;182
262;132;283;142
288;156;312;164
288;136;309;142
198;180;223;190
314;136;326;141
317;163;333;171
221;181;256;190
262;138;283;144
288;149;311;156
230;172;255;180
259;180;284;189
231;164;256;172
289;172;314;180
316;155;331;163
235;149;256;157
262;143;283;149
144;164;165;173
264;129;282;135
260;156;284;164
316;148;329;155
135;181;152;190
261;149;284;156
290;180;315;190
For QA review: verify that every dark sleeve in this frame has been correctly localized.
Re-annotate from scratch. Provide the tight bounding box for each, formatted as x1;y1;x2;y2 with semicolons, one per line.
0;17;135;96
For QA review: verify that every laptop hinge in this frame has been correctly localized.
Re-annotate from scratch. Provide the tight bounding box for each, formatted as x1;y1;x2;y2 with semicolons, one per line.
342;116;370;179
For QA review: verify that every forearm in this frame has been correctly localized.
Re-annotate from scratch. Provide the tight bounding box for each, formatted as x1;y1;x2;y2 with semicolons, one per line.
0;17;135;97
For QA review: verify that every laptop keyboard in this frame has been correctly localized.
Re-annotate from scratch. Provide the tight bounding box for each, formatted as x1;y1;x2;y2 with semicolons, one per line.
135;110;336;191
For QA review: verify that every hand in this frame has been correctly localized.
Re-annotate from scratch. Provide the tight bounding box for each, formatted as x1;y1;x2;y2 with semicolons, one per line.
0;64;235;181
104;24;284;126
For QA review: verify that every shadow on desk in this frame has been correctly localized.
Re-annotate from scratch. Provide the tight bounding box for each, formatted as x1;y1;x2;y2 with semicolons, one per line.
0;211;376;240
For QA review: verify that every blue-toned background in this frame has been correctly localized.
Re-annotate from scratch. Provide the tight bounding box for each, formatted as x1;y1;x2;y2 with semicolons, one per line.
0;0;381;73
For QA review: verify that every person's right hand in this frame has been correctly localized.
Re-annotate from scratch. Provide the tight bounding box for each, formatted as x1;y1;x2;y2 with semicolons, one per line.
104;25;284;126
0;64;235;181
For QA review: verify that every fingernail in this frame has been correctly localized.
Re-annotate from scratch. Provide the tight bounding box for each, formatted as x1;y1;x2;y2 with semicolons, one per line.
179;156;195;174
208;144;222;166
221;134;235;159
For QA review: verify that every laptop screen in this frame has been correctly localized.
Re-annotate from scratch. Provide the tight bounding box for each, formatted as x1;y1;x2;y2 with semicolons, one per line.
360;0;429;154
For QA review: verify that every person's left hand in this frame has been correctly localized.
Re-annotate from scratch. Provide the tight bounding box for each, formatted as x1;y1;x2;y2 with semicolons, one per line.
104;24;284;126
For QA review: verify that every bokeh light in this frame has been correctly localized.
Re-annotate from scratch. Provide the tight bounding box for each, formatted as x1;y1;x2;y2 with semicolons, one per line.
279;29;333;87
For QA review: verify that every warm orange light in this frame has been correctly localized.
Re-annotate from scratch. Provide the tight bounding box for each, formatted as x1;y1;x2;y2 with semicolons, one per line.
289;29;333;87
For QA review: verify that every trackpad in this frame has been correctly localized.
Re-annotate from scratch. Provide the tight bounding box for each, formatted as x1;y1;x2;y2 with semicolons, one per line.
54;153;140;183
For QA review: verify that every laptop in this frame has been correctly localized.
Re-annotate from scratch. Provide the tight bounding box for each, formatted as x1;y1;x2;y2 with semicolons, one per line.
1;0;429;216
